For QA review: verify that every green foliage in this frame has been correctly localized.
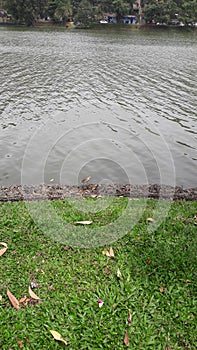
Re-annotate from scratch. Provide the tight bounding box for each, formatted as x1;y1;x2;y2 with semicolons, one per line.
144;0;197;24
48;0;72;22
112;0;130;22
5;0;37;25
3;0;197;25
74;0;94;26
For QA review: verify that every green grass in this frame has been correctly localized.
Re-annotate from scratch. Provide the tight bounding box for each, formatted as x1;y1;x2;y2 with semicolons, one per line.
0;198;196;349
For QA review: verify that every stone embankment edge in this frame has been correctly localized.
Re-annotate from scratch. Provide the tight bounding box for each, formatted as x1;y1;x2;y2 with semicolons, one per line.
0;184;197;202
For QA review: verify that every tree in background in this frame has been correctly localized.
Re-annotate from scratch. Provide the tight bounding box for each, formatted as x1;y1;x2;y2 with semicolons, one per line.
112;0;130;22
6;0;37;25
48;0;72;22
144;0;197;24
3;0;197;25
181;0;197;24
74;0;94;26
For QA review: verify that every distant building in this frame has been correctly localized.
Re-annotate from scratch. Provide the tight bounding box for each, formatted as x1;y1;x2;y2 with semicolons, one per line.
0;9;12;22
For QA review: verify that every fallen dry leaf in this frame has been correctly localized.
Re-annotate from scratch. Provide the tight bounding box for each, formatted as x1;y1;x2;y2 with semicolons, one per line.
18;296;31;306
7;288;20;309
81;176;91;183
128;309;132;327
124;330;129;347
49;284;56;291
159;286;166;293
147;217;154;222
0;242;8;257
109;246;115;258
102;248;108;255
0;295;2;301
16;340;24;349
147;259;151;264
50;330;67;346
75;220;93;225
90;194;98;198
28;286;41;300
19;296;28;303
117;268;122;278
103;247;115;258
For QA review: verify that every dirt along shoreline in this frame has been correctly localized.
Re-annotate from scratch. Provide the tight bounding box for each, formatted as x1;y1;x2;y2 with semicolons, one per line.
0;184;197;202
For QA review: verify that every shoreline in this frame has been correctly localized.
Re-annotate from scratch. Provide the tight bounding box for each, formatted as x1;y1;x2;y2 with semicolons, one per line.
0;184;197;202
1;22;196;30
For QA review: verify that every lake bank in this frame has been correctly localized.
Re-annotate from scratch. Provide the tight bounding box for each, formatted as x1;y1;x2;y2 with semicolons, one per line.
1;184;197;202
1;21;197;31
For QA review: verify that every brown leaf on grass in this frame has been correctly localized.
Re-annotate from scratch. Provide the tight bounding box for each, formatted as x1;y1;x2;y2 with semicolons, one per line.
62;245;71;251
18;296;31;306
103;247;115;258
50;330;68;346
75;220;93;225
19;296;28;303
0;242;8;257
124;330;129;347
16;340;24;349
147;217;154;222
28;286;41;300
7;288;20;309
49;284;56;291
146;259;151;264
159;286;166;293
128;309;132;327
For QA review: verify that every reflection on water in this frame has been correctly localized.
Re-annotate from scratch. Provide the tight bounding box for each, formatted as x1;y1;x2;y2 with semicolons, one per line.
0;27;196;188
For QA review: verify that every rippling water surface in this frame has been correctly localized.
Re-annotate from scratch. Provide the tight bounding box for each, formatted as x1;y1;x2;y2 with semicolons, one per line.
0;27;196;188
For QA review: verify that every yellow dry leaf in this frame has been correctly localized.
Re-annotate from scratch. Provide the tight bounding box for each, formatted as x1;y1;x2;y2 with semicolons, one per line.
0;242;8;257
128;309;132;327
117;268;122;278
7;288;20;309
50;330;67;346
75;220;93;225
103;247;114;258
109;246;115;258
124;330;129;347
28;286;41;300
102;248;109;256
147;217;154;222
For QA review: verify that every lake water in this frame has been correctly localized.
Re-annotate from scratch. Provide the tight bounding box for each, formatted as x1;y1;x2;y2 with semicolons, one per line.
0;26;196;188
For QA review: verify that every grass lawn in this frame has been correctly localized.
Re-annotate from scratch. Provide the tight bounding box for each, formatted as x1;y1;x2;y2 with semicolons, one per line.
0;198;196;349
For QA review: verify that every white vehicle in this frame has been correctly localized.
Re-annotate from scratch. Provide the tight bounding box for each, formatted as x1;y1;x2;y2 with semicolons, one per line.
99;20;108;24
